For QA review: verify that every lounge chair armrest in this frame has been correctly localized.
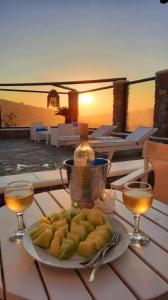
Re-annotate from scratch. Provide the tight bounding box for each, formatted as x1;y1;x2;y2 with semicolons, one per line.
111;168;148;191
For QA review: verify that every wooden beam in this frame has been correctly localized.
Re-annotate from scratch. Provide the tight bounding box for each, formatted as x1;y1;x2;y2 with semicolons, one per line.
128;77;155;85
79;84;114;94
0;77;126;87
52;84;76;91
0;88;67;94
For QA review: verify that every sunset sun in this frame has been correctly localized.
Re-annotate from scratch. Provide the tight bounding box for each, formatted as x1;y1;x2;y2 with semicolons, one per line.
79;94;93;105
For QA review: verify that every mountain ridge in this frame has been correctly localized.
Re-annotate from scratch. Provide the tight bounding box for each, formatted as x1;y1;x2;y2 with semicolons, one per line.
79;108;153;129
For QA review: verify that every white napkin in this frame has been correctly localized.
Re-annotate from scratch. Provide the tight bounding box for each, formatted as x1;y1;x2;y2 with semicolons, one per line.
94;190;116;213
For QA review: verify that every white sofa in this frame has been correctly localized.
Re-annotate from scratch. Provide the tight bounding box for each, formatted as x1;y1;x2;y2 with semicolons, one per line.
50;124;117;148
50;123;80;147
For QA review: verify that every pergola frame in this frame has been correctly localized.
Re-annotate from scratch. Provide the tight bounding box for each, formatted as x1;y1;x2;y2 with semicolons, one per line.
0;77;126;95
0;75;156;126
0;76;155;94
0;77;126;123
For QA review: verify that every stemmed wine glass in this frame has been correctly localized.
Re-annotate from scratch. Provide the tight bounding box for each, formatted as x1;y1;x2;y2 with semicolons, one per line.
4;180;34;242
123;181;153;247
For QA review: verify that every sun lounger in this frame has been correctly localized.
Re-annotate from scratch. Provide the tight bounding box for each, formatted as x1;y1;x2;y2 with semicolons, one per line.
90;127;158;160
51;124;117;147
89;125;117;139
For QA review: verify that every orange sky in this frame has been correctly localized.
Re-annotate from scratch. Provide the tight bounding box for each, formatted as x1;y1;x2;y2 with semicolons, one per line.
0;1;166;116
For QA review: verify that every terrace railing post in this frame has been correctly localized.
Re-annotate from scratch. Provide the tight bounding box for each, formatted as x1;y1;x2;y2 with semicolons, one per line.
113;79;128;132
68;90;79;123
0;107;1;128
154;69;168;137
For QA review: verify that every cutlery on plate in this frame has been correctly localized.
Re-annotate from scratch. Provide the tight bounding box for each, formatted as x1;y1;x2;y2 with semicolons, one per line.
80;233;120;268
89;233;120;282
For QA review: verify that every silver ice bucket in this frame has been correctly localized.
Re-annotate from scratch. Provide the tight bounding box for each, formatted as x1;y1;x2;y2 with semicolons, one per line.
60;158;111;208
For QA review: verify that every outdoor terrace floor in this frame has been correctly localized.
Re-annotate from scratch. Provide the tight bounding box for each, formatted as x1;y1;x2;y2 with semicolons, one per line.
0;138;142;176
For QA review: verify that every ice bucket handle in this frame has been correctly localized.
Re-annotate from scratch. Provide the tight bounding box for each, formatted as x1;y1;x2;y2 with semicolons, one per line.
58;166;70;194
107;162;111;176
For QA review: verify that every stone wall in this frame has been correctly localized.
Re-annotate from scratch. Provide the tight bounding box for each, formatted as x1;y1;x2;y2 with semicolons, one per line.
68;91;78;123
154;70;168;137
0;128;30;139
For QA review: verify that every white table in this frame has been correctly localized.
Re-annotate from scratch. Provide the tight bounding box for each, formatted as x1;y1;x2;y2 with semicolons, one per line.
0;189;168;300
37;131;50;145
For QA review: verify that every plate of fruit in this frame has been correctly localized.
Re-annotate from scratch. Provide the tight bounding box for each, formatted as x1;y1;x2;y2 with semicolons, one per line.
23;208;129;269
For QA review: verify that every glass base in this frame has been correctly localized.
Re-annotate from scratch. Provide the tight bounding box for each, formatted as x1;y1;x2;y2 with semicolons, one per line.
9;229;25;243
129;232;149;247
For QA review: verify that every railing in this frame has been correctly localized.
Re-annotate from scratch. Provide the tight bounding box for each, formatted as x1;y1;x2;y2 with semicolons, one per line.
128;76;155;85
0;76;155;94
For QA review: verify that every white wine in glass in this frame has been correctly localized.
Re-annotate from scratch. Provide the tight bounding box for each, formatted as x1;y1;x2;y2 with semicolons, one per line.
123;181;153;247
5;180;34;242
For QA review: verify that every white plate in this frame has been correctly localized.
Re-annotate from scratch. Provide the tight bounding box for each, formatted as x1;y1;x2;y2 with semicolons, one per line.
23;216;129;269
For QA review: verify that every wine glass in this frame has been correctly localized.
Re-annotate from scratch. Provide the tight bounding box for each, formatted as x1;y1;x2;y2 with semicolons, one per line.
4;180;34;242
123;181;153;247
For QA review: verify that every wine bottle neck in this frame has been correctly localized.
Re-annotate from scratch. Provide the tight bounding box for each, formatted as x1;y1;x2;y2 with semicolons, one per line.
80;140;88;145
80;123;88;142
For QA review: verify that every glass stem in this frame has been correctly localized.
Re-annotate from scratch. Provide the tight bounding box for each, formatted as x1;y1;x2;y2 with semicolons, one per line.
16;212;25;232
134;214;140;234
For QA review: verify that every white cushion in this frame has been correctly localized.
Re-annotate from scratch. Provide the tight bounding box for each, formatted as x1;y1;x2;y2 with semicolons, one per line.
126;127;155;143
90;139;136;147
59;135;80;142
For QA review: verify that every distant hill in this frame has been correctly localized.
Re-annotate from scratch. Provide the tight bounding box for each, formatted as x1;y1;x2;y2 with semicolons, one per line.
79;113;113;128
79;108;153;130
127;108;153;130
0;99;64;127
0;98;153;130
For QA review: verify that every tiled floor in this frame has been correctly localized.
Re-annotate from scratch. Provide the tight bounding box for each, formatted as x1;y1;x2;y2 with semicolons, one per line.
0;138;142;176
0;139;74;176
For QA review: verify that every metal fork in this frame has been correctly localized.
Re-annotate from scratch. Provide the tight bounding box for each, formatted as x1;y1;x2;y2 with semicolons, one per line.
89;233;120;282
80;233;120;268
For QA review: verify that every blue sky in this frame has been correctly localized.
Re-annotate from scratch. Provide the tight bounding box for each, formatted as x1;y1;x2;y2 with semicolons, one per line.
0;0;167;112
